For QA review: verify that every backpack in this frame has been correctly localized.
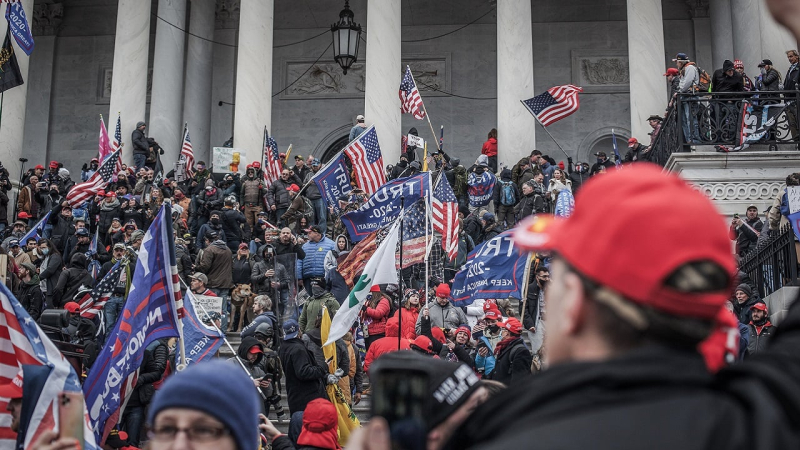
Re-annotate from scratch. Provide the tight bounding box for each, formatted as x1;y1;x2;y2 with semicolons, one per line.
694;64;711;92
500;181;516;206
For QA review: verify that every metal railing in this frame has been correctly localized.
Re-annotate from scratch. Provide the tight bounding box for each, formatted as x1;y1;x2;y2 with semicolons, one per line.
648;90;800;165
740;223;799;299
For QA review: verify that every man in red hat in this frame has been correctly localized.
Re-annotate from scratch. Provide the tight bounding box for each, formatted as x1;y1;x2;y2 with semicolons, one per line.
415;283;467;338
746;302;775;356
441;164;800;449
624;137;648;163
488;318;531;386
0;373;23;433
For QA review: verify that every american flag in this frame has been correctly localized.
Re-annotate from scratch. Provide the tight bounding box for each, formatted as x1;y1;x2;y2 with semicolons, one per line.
0;283;99;450
521;84;583;126
80;261;124;319
180;124;195;177
343;126;386;195
109;113;123;175
432;175;459;261
400;65;426;120
66;149;120;207
263;128;282;186
401;199;431;268
87;227;102;281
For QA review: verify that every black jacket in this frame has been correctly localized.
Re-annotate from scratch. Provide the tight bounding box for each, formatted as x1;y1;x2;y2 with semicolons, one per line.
747;322;774;355
278;338;328;414
221;207;249;243
712;61;744;92
129;339;168;406
53;253;93;307
733;296;762;325
16;276;43;321
452;304;800;450
521;282;543;330
786;63;800;91
489;337;531;386
131;128;149;155
761;67;782;91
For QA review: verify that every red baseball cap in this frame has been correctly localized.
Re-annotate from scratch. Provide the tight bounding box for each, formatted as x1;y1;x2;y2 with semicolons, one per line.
106;191;117;197
34;164;45;170
252;161;261;169
287;184;300;192
17;212;31;220
484;308;502;321
627;137;638;146
248;346;263;355
410;335;434;353
0;372;23;399
500;317;524;334
49;161;59;169
663;68;680;76
750;302;768;312
514;164;735;320
64;302;80;314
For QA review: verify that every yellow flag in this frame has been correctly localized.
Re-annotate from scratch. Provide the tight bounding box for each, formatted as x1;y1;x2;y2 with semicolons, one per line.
321;307;361;444
284;144;293;164
422;142;429;171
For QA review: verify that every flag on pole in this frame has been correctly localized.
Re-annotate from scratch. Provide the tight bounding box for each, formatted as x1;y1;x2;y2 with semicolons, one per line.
400;65;426;120
4;1;34;55
432;176;459;262
321;307;360;444
83;205;184;443
343;126;386;195
79;260;124;319
0;28;24;94
521;85;583;126
611;129;622;168
180;124;195;177
181;291;224;366
108;113;123;177
87;227;102;281
263;128;282;186
66;150;120;207
325;220;400;346
98;116;112;163
20;210;51;245
401;199;431;269
0;282;99;450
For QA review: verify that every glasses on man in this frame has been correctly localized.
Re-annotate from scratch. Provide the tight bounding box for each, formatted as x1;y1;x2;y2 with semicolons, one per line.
148;425;230;443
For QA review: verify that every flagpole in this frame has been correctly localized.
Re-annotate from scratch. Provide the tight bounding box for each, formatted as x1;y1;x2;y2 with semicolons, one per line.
261;126;268;171
398;196;404;350
524;100;571;159
408;66;442;151
297;147;346;195
518;253;535;326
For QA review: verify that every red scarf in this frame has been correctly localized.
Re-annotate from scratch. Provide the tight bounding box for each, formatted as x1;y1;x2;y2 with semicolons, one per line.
494;335;518;356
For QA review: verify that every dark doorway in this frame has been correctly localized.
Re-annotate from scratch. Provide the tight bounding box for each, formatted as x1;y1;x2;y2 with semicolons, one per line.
321;135;350;163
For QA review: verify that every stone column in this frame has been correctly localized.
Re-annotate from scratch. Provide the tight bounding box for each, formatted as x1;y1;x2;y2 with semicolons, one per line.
23;2;64;167
731;0;762;71
688;1;713;71
234;0;274;165
758;1;798;75
149;0;187;171
497;0;534;168
0;0;35;200
210;3;238;154
363;0;401;165
709;0;734;70
108;0;152;166
626;0;667;140
182;0;215;166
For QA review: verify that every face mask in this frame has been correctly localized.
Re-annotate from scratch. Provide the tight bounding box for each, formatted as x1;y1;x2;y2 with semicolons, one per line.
761;68;766;75
597;158;603;164
488;324;500;333
41;248;49;255
210;218;220;225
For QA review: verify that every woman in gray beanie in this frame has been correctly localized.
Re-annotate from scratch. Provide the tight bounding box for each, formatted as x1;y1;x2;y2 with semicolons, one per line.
147;360;260;450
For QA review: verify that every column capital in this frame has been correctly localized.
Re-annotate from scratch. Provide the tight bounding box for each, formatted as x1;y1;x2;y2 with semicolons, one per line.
32;2;64;36
686;0;710;18
215;0;240;29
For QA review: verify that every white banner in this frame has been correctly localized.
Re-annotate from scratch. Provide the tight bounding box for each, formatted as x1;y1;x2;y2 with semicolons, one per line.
407;134;424;148
788;186;800;215
212;147;245;173
194;294;223;316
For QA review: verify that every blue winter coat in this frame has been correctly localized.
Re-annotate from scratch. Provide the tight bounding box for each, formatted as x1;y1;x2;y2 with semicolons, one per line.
475;335;497;376
299;237;336;279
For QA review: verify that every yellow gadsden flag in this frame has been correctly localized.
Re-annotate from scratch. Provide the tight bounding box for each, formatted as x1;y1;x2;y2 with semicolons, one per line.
321;307;361;444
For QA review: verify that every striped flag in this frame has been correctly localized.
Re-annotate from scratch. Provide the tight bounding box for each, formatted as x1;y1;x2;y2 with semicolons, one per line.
98;116;112;162
399;65;426;120
66;150;119;207
263;128;282;186
321;307;360;444
19;210;50;245
180;124;195;177
87;227;102;281
432;176;459;262
79;261;124;319
343;126;386;195
0;282;99;450
109;113;123;176
521;84;583;126
401;199;431;269
611;128;622;168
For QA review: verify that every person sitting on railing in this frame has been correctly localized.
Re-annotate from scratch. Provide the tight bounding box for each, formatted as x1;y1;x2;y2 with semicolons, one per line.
734;59;755;92
757;59;782;91
664;68;680;111
729;204;763;258
674;52;702;143
712;60;745;93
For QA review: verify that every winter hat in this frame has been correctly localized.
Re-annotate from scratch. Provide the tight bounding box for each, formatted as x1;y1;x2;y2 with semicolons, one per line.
733;59;744;69
735;283;752;298
435;283;451;298
410;335;435;354
500;317;524;335
371;352;481;431
297;399;341;450
476;154;489;167
431;327;446;344
130;230;145;242
370;285;381;293
404;288;419;300
148;360;260;450
58;168;70;179
558;161;565;170
456;326;472;340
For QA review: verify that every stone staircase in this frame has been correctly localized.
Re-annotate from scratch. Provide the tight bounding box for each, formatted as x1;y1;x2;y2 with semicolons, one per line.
220;332;371;435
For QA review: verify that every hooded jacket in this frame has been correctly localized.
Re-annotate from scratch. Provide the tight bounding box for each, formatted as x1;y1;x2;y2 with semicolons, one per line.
53;253;93;307
278;337;328;414
493;169;520;207
195;240;233;289
16;274;43;321
363;317;410;373
415;301;468;336
298;287;340;333
231;336;267;381
482;137;498;157
712;60;745;92
490;336;532;385
393;304;420;340
363;295;391;337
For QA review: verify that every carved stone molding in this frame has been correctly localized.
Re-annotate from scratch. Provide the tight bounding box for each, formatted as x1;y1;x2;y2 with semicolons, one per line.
693;182;783;201
97;67;154;104
686;0;710;18
280;55;450;100
571;50;629;93
32;2;64;37
215;0;240;29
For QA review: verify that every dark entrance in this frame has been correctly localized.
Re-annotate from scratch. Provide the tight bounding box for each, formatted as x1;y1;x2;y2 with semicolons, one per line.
321;135;351;163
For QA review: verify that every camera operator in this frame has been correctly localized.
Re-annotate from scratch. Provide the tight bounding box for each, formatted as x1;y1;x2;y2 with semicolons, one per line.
17;174;42;227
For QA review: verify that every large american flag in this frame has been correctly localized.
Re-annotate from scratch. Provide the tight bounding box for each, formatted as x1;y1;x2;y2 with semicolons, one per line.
432;175;459;261
109;113;123;175
401;199;431;268
180;124;195;177
0;283;98;449
66;149;120;207
521;84;583;126
400;65;426;120
343;126;386;195
263;128;282;186
79;261;124;319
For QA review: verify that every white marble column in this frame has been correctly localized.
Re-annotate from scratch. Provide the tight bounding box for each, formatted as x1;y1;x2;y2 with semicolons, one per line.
626;0;667;140
731;0;763;72
709;0;734;70
182;0;215;166
0;0;34;204
692;17;713;72
108;0;152;166
234;0;274;165
758;1;798;75
149;0;187;171
364;0;402;165
497;0;534;168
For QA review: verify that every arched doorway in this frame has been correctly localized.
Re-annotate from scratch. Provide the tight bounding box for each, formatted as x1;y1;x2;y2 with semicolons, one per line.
578;127;631;163
321;135;351;163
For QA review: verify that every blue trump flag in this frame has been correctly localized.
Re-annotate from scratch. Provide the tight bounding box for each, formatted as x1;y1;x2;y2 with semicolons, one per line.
20;210;50;244
341;172;430;242
182;291;224;366
312;153;352;214
467;171;496;208
451;230;532;307
5;2;34;55
83;204;183;443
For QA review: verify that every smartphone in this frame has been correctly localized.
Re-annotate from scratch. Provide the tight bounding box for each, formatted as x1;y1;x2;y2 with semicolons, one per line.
58;392;84;449
734;213;740;219
371;368;429;450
